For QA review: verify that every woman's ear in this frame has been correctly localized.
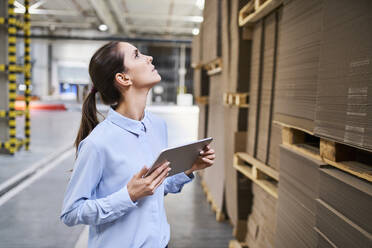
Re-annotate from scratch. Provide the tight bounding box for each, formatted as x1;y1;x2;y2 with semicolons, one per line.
115;72;132;87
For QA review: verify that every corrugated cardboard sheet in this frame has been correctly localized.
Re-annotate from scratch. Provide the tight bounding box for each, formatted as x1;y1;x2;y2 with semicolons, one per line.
314;0;372;151
274;0;323;133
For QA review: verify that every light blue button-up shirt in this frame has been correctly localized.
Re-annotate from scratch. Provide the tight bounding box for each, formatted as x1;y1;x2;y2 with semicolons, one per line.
60;107;194;248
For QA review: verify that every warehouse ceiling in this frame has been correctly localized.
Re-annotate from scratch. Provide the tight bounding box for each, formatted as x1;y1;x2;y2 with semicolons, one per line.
14;0;204;40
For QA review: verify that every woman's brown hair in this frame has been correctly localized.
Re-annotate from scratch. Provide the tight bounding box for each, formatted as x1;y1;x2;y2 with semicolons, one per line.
74;41;126;153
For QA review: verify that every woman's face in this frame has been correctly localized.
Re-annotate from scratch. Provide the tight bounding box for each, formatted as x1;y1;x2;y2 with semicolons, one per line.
119;42;161;89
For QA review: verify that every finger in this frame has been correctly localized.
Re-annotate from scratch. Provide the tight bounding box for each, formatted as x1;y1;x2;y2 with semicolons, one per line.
204;154;215;160
148;161;170;180
201;149;214;155
150;166;170;188
154;171;169;189
202;157;214;165
137;166;149;178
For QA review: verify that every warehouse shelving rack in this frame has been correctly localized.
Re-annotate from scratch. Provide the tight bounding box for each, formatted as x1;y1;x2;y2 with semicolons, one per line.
0;0;31;154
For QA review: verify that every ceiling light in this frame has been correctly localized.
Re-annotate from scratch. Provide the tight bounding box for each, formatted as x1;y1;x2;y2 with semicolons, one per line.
192;28;200;36
98;24;108;32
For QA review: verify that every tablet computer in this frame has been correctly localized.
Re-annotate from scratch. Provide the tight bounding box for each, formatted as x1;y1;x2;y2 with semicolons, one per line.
144;137;213;177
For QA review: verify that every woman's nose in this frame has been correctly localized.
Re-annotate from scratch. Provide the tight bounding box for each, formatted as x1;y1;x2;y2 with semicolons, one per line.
147;55;153;63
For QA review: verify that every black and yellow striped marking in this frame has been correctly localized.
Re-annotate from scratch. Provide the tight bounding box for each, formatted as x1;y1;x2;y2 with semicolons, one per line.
24;0;31;150
0;110;24;118
0;64;25;73
1;0;31;154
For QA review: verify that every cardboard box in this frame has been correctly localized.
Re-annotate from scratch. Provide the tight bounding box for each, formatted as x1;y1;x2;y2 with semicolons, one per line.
314;0;372;151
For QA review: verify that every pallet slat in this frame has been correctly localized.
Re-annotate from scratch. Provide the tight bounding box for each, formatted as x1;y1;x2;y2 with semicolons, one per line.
203;58;222;76
223;92;249;108
278;123;372;182
233;152;279;199
239;0;283;27
195;96;209;105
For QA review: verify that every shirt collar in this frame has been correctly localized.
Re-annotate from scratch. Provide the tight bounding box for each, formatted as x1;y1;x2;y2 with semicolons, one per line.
106;107;151;136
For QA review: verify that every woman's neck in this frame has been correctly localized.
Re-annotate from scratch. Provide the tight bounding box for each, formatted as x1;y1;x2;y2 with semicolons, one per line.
115;88;149;121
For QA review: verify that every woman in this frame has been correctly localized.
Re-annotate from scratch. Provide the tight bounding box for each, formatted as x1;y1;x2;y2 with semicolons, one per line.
60;41;215;248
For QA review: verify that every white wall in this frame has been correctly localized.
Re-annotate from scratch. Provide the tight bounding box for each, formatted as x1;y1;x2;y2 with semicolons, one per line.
32;41;49;97
31;39;106;98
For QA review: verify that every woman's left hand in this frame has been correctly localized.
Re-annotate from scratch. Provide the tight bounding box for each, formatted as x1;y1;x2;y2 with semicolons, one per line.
185;145;215;176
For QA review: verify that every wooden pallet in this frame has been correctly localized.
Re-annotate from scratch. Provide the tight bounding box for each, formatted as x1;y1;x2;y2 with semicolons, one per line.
223;92;249;108
233;152;279;199
229;240;249;248
200;179;225;222
195;96;209;105
203;58;222;76
239;0;283;26
277;122;372;182
191;62;203;70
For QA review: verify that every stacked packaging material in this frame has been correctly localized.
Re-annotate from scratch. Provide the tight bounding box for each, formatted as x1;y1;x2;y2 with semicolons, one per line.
204;73;226;215
192;27;209;141
247;9;282;170
201;0;221;64
316;167;372;247
197;70;210;140
275;145;326;248
202;0;227;217
314;0;372;151
224;0;253;240
274;0;323;132
243;8;283;247
245;183;277;248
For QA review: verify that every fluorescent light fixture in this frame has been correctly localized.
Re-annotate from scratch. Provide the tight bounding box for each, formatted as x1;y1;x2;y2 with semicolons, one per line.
192;28;199;35
98;24;108;32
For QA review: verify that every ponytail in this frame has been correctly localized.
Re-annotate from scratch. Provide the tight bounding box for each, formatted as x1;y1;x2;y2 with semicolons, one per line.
74;89;99;153
73;41;125;156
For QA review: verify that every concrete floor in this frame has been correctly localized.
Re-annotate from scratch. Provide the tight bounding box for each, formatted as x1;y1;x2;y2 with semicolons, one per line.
0;102;232;248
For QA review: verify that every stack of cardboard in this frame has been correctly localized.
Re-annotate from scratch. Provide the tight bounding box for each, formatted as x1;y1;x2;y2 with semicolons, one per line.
314;0;372;151
275;145;326;248
192;26;210;141
201;0;221;64
245;183;277;248
274;0;323;133
224;0;253;240
202;0;227;218
246;9;282;171
316;167;372;247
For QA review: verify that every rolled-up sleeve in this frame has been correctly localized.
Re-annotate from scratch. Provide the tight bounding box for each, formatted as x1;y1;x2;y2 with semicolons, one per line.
164;172;194;195
60;139;137;227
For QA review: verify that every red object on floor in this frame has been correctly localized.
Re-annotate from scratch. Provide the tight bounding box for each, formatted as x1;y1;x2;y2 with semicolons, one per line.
15;101;67;111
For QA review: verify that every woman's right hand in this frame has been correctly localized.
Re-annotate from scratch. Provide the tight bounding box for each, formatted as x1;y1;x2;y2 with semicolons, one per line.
127;161;171;202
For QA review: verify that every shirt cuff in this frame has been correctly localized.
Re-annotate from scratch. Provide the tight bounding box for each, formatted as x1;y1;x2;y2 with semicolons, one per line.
172;172;194;185
105;185;138;215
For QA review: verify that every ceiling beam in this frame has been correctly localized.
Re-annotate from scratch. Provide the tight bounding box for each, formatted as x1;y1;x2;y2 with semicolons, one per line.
108;0;131;36
122;13;203;23
89;0;119;34
31;21;93;29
